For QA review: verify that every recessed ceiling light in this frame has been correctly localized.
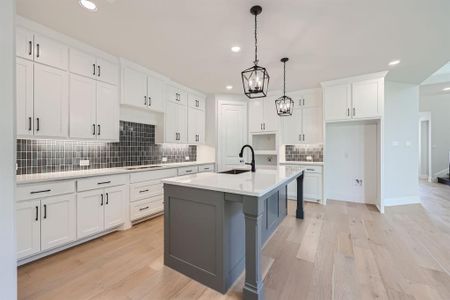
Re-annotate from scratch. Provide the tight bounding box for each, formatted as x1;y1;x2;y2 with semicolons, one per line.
79;0;97;11
231;46;241;53
389;60;401;66
443;87;450;91
226;85;233;90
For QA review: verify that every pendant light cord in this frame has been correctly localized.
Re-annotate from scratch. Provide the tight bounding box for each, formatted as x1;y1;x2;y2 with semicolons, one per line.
254;13;258;65
283;61;286;97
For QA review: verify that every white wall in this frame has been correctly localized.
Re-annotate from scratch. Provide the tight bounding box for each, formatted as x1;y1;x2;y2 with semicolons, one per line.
419;90;450;177
384;82;420;204
0;0;17;298
325;122;378;204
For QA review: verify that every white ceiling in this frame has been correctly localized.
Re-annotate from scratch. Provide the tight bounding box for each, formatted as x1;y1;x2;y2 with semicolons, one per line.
17;0;450;94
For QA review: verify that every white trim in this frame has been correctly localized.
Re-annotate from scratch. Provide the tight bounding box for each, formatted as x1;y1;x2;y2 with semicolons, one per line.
320;71;389;87
384;195;421;207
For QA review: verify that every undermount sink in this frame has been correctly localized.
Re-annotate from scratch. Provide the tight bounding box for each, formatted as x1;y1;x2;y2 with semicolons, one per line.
219;169;250;175
124;165;162;170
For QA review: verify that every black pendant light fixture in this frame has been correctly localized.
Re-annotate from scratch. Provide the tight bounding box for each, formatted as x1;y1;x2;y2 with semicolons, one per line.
241;5;270;99
275;58;294;116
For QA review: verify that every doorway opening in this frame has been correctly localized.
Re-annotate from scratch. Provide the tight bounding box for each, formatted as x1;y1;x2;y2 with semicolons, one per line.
418;113;432;182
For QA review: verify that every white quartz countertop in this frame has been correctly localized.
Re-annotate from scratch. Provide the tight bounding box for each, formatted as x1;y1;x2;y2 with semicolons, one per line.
16;161;215;184
162;166;305;197
279;161;324;166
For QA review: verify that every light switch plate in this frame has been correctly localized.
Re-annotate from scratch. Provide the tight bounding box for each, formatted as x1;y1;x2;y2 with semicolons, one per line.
80;160;90;167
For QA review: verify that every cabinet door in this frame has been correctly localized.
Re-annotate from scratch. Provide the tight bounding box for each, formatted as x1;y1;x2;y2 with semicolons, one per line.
104;186;126;230
69;48;96;79
69;74;97;139
263;98;279;132
165;101;179;143
352;79;382;119
16;27;34;60
34;34;68;70
16;200;41;260
177;104;188;144
122;66;147;108
77;190;104;239
282;108;303;144
197;109;205;144
304;173;323;200
188;93;206;111
34;64;68;138
96;57;119;85
188;107;205;144
248;99;264;133
16;58;34;137
302;106;323;144
41;194;76;251
167;85;187;106
323;84;351;121
287;180;297;200
96;82;119;141
147;75;165;112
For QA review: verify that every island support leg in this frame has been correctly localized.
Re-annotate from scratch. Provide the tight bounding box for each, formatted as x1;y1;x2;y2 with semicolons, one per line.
243;196;265;300
296;173;304;219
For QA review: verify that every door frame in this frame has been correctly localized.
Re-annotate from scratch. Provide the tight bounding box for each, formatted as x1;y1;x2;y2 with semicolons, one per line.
217;99;248;172
418;112;432;182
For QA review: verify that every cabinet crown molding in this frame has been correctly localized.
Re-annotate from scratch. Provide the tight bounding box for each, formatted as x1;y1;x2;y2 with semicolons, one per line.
320;71;389;87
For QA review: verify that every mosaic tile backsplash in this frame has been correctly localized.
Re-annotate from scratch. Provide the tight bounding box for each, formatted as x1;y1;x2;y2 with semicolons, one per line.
17;121;197;175
285;144;323;162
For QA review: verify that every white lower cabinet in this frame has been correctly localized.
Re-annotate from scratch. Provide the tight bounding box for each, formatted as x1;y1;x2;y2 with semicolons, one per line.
16;194;76;260
286;165;323;202
77;185;126;239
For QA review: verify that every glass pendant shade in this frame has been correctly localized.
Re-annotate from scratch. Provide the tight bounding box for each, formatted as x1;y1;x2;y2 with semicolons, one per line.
275;57;294;116
241;65;270;99
275;95;294;116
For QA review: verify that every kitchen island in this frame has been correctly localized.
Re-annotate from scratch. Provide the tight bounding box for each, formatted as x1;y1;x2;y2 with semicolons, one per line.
162;167;304;300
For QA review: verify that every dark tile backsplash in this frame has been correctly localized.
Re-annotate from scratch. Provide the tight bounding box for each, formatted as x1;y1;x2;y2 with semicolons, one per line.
17;121;197;175
285;144;323;162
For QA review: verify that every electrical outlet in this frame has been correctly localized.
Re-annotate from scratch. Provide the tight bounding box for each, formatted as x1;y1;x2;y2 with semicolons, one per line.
185;156;190;161
80;160;90;167
162;157;168;162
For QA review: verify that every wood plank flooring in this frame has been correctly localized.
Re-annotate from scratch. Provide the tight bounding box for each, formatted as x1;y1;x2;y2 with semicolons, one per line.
18;181;450;300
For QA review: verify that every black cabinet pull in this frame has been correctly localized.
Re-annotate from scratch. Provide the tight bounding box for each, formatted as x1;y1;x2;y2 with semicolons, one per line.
139;189;149;193
30;189;51;195
185;170;192;173
98;124;101;135
36;117;40;132
28;41;32;56
43;204;47;219
144;96;147;105
106;193;109;205
139;206;150;211
36;43;40;58
97;181;111;185
35;206;38;221
28;117;32;131
93;64;96;76
148;97;151;106
92;124;96;135
306;168;315;172
353;107;356;116
98;65;101;77
347;108;350;117
101;194;104;206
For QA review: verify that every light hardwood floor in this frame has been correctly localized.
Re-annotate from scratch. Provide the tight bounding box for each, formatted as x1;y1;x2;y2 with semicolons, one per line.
18;181;450;300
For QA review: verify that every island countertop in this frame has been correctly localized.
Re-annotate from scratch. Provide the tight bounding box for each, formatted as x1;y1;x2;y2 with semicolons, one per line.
162;166;304;197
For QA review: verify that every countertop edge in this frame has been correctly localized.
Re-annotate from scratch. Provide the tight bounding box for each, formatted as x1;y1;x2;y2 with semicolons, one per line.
279;161;324;166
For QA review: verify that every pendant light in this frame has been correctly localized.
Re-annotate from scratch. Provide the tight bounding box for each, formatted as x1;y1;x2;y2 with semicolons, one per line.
275;58;294;116
241;5;270;99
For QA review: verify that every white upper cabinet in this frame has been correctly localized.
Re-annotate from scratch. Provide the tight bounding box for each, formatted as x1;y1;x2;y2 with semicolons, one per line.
165;101;188;144
281;89;323;145
16;27;34;60
147;75;165;112
167;85;187;106
96;82;119;141
69;49;119;85
16;58;34;137
188;107;205;144
188;93;206;111
33;33;68;70
248;98;279;133
122;65;165;112
322;72;387;122
323;84;351;121
33;63;68;138
69;74;97;139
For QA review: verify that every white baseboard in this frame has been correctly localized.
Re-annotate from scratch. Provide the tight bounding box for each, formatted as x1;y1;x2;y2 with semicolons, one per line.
384;195;421;207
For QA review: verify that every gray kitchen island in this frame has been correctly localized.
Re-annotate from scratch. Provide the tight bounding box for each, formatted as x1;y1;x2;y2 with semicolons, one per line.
162;167;304;300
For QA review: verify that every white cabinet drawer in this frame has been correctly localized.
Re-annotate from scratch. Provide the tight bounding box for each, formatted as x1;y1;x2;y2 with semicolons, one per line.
130;197;164;221
178;166;198;176
188;93;205;110
77;174;128;192
198;164;215;173
17;180;75;201
129;168;177;183
130;181;163;202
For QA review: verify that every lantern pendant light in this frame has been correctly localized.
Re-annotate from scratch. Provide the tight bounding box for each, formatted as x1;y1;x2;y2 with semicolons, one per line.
241;5;270;99
275;58;294;116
